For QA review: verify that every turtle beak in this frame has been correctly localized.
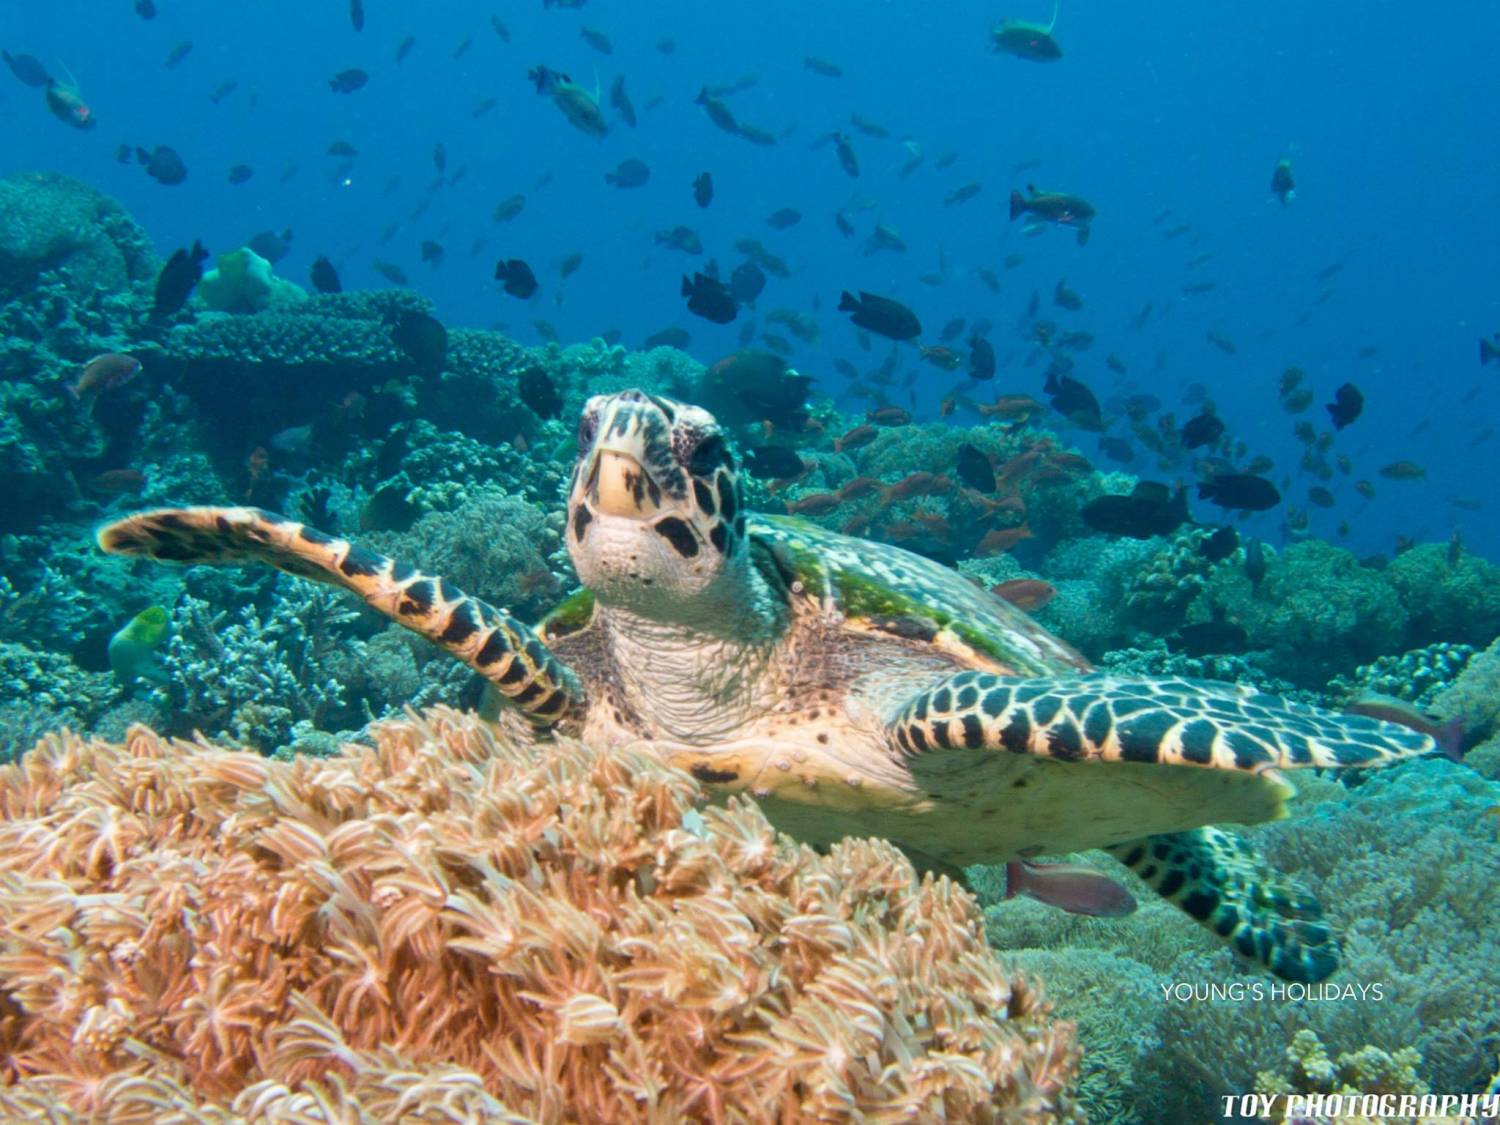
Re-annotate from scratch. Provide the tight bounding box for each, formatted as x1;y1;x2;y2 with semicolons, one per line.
589;449;664;519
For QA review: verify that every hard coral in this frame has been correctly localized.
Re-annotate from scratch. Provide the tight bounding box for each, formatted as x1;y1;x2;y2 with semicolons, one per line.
0;708;1079;1121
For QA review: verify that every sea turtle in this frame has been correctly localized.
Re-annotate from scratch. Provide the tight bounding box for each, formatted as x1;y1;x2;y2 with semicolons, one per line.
99;389;1435;981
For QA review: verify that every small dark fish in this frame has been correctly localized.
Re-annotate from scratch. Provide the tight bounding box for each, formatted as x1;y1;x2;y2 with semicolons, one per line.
309;256;342;294
1180;410;1225;449
655;226;703;255
1197;473;1280;511
991;18;1062;62
944;182;982;207
494;258;539;299
838;290;920;341
744;446;805;480
682;272;737;324
804;56;842;77
421;240;445;265
559;252;584;278
643;327;691;350
955;444;996;493
969;335;996;381
150;240;208;321
1169;621;1249;656
164;40;193;69
695;87;739;135
209;79;239;105
390;310;447;374
609;75;636;127
350;0;364;30
372;259;408;284
1199;526;1239;562
329;68;368;93
432;143;446;173
1053;279;1083;311
1181;281;1217;296
849;113;888;138
1044;371;1102;428
135;0;157;17
1480;334;1500;366
1325;382;1363;429
580;26;613;54
1010;185;1093;244
3;51;49;88
1243;538;1268;587
227;164;253;185
728;261;767;306
939;318;966;343
1081;482;1188;539
1307;486;1336;509
1271;159;1295;205
328;140;358;158
136;145;187;185
493;194;526;223
693;171;713;208
517;365;563;419
656;37;675;54
1098;437;1134;463
490;16;511;42
1379;460;1425;481
396;35;416;64
833;132;859;178
605;158;650;188
767;208;802;230
247;228;292;263
451;37;473;61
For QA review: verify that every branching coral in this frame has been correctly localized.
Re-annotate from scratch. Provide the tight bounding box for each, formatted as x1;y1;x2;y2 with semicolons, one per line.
0;709;1080;1121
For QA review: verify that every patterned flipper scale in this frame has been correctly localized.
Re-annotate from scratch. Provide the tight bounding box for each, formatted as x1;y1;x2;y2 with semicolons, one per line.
98;507;582;727
1106;827;1337;982
890;671;1437;981
889;671;1436;772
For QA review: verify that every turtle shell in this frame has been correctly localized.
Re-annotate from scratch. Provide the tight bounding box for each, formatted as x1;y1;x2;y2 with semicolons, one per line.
747;513;1088;677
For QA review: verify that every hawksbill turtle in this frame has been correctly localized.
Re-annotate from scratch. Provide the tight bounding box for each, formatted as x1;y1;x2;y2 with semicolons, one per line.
99;389;1436;981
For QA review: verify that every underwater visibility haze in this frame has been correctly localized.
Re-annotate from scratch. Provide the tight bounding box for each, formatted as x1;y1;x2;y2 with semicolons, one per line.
1;1;1498;1121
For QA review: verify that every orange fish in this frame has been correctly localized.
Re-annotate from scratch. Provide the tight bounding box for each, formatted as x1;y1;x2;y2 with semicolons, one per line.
69;353;141;400
837;475;883;501
834;424;879;452
787;492;841;516
976;394;1045;421
882;471;953;504
976;523;1033;556
991;578;1056;612
866;406;912;426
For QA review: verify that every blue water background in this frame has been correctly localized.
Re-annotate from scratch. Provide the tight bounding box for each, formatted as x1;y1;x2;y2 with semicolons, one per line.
5;0;1498;559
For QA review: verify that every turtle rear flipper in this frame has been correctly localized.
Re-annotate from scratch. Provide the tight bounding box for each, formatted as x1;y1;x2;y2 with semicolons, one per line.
1106;827;1337;982
98;507;582;727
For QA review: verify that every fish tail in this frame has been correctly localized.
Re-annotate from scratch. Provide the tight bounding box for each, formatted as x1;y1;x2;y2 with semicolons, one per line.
1008;190;1026;221
837;290;859;312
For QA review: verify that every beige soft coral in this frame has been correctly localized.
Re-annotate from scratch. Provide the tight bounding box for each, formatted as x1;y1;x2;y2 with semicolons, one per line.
0;707;1078;1122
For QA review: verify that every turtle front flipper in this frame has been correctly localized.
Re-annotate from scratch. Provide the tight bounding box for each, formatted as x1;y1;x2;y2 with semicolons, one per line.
98;507;582;727
889;671;1437;773
1106;827;1336;982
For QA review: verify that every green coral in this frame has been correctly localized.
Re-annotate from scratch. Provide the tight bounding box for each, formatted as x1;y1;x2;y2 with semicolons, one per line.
1201;540;1409;686
0;171;158;301
1385;544;1500;647
1327;643;1477;708
1254;1029;1426;1122
198;247;307;314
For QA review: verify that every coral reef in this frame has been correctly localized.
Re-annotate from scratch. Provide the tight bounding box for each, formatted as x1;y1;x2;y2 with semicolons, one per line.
1328;642;1478;708
974;756;1500;1121
1254;1029;1426;1123
0;710;1080;1121
0;172;158;302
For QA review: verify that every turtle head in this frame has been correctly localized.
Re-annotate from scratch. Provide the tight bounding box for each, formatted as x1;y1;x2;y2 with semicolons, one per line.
566;390;746;616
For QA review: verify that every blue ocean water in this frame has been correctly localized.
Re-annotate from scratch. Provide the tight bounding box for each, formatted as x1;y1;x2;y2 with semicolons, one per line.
7;0;1498;558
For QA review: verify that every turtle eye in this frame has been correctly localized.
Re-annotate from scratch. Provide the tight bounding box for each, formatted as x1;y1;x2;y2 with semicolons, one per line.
686;435;731;478
577;411;599;449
